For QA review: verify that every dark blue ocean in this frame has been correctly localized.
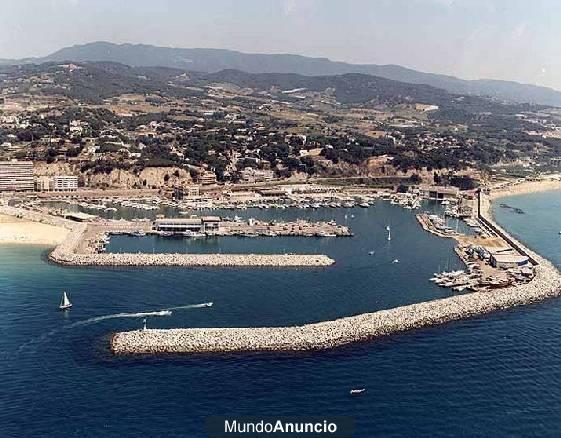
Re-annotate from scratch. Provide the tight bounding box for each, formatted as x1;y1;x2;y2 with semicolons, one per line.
1;197;561;437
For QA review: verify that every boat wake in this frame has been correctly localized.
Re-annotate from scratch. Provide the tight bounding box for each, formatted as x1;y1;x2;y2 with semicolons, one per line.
165;302;213;311
17;302;212;355
70;310;172;327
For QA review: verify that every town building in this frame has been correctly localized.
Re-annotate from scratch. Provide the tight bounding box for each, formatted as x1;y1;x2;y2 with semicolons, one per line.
0;160;34;191
172;185;200;200
35;175;53;192
240;167;275;183
200;171;217;185
53;175;78;191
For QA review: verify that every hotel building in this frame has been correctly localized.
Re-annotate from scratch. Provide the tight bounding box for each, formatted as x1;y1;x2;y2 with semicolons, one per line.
0;160;34;191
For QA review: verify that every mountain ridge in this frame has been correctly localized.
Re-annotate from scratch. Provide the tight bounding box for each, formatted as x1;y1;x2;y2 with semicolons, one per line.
4;41;561;107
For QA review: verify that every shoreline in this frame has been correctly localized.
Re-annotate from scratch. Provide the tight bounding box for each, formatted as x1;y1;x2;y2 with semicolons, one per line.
488;176;561;201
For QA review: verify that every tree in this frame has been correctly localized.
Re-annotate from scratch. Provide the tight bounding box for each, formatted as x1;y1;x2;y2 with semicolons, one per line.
449;175;477;190
409;174;422;184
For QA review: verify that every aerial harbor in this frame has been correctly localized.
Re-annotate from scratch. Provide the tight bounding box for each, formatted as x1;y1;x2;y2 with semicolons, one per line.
4;2;561;437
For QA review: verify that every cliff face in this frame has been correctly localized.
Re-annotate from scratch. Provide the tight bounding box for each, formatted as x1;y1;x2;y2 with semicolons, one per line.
34;162;193;189
85;167;192;189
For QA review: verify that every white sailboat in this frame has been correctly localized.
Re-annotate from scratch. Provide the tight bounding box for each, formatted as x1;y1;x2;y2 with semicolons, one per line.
386;225;391;241
59;291;72;310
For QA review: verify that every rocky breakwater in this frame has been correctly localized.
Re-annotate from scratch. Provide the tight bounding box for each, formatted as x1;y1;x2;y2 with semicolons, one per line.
51;251;334;267
112;258;560;354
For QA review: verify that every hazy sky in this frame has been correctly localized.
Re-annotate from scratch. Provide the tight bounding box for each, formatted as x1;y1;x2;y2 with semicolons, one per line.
1;0;560;89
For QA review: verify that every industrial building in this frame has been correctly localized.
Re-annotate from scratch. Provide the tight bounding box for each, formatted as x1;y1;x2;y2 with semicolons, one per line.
0;160;34;191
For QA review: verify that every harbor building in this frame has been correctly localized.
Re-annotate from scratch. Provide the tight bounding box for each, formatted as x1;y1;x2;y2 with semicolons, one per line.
419;185;459;201
0;160;34;191
488;248;529;269
53;175;78;191
153;216;222;233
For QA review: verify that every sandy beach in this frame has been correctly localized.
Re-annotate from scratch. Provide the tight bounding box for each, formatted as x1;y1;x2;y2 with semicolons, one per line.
0;214;69;246
490;175;561;200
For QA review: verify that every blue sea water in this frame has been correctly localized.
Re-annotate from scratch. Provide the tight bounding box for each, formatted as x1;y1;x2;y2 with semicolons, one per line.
1;197;561;437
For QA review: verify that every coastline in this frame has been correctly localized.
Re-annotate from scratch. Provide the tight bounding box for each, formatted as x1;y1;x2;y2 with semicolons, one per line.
488;176;561;201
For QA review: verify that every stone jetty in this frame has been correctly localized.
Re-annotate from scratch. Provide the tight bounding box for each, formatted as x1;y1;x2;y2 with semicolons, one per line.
111;194;561;355
51;251;334;267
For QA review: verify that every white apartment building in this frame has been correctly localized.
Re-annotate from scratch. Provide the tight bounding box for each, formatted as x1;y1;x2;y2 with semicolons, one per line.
53;175;78;191
0;160;34;191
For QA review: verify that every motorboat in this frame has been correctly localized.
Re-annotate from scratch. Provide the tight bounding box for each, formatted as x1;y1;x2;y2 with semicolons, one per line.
350;388;366;395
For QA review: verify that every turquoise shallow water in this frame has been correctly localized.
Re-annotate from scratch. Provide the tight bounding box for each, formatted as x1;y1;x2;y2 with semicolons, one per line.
1;197;561;437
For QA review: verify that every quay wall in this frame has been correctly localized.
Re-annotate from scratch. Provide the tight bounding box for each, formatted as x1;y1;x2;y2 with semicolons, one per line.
112;193;561;355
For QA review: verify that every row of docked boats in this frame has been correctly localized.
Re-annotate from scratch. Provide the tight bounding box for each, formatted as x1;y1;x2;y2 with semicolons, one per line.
430;269;480;292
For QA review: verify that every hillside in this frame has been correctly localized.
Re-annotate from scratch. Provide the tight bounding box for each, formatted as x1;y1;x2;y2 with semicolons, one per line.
9;41;561;107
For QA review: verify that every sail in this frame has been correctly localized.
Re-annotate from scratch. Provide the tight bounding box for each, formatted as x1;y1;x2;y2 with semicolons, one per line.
61;292;71;307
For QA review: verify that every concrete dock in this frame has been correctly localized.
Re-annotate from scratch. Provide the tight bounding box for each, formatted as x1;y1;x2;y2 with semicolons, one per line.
0;206;336;267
